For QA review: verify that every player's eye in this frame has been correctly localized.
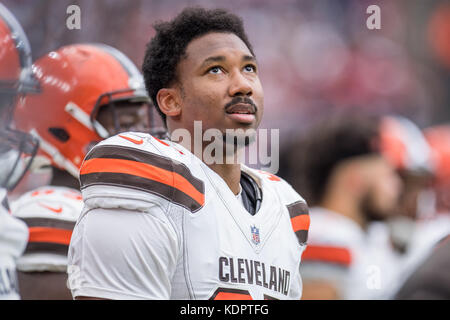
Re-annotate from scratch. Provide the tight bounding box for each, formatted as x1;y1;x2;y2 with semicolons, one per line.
243;64;257;73
208;66;223;74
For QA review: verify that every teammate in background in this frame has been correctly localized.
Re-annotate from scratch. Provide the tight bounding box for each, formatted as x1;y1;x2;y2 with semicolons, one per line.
396;124;450;300
68;7;309;300
424;124;450;217
379;115;436;255
284;113;402;300
395;235;450;299
0;2;40;300
11;43;159;299
376;116;450;296
394;124;450;299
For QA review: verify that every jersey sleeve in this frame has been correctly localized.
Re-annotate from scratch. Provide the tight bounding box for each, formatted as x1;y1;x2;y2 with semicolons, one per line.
298;212;354;296
68;202;179;300
263;171;310;247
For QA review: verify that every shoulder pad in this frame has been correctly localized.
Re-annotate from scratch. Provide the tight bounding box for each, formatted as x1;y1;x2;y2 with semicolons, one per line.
80;132;205;213
243;166;309;245
11;186;82;264
246;167;307;206
11;186;82;222
307;207;362;248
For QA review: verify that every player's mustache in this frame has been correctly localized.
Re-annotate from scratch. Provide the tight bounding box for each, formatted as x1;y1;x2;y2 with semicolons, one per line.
224;97;258;114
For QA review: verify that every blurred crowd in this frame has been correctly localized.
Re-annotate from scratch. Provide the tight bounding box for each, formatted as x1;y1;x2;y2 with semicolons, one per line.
1;0;450;300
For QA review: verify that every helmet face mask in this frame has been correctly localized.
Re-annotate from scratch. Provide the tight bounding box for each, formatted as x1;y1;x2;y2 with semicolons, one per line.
91;88;166;139
13;43;167;178
0;3;40;191
0;3;40;96
91;88;151;136
0;127;39;190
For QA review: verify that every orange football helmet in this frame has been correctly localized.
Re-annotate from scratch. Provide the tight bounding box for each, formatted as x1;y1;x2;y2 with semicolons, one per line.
0;3;39;190
0;3;39;98
424;124;450;184
424;124;450;212
14;43;163;178
379;115;434;175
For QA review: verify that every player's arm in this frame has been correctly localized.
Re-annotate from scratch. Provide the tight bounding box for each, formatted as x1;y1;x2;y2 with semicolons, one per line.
68;203;179;300
68;137;186;300
299;243;352;299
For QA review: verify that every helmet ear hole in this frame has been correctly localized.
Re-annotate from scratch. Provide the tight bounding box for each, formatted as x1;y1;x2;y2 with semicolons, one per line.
48;127;70;142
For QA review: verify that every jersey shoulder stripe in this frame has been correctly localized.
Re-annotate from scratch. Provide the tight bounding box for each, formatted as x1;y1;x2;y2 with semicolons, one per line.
286;200;310;245
19;217;76;230
17;217;75;255
301;244;352;267
80;144;205;213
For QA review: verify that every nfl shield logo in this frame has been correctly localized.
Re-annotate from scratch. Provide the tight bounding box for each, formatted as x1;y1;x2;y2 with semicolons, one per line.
251;225;260;245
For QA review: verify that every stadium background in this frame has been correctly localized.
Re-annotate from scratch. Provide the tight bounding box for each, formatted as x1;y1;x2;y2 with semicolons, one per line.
3;0;450;134
3;0;450;198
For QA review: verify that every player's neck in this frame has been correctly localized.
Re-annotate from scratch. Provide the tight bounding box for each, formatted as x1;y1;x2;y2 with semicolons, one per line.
173;133;243;195
50;166;79;190
207;162;242;195
321;192;366;230
202;141;243;195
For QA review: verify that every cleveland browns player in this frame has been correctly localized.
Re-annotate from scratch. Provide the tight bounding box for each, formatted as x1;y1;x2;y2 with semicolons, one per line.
286;113;403;300
0;2;40;299
11;43;158;299
68;7;309;300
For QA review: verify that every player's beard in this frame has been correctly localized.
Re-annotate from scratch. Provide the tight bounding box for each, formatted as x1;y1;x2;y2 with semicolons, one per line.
360;187;390;224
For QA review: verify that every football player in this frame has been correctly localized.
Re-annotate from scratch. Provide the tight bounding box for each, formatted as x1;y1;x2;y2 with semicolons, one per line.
395;124;450;299
285;113;403;299
68;7;309;300
11;43;158;299
396;124;450;299
0;2;39;300
379;115;436;254
424;124;450;216
374;116;450;296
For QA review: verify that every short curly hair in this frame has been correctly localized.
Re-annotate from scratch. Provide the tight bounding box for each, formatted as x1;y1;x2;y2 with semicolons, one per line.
142;7;255;125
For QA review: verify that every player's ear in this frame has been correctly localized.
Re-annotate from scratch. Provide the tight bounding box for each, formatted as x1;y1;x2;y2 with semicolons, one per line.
156;88;182;117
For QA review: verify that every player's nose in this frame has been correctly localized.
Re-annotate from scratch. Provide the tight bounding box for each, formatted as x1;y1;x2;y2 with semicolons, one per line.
228;70;252;97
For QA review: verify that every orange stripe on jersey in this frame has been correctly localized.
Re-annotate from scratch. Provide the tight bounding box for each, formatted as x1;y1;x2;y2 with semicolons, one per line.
210;288;253;300
287;201;309;244
213;292;253;300
302;245;352;266
153;136;170;147
290;214;310;233
28;227;72;245
81;157;205;206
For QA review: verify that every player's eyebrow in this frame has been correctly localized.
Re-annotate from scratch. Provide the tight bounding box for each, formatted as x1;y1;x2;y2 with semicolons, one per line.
242;55;256;63
200;55;256;69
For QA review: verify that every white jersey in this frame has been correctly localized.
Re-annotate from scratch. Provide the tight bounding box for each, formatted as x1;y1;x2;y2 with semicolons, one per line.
0;189;28;300
300;207;400;300
11;186;83;272
68;132;309;300
392;214;450;294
